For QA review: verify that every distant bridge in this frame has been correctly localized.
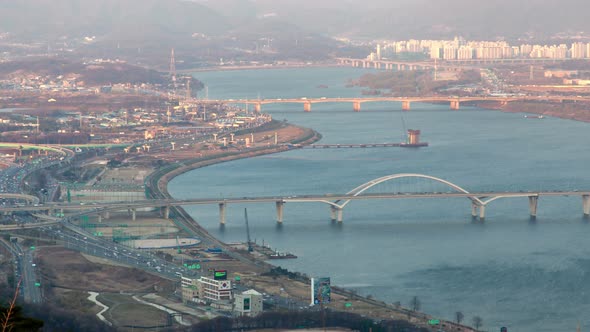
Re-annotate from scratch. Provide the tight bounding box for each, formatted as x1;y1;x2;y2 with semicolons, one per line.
209;95;590;113
335;57;573;70
2;174;589;224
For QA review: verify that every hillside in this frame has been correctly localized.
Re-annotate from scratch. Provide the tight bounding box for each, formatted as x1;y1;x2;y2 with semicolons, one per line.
0;0;229;40
194;0;590;40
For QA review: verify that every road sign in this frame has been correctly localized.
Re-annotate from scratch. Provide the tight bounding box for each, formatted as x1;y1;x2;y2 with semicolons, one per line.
34;282;41;287
428;319;440;325
30;246;35;250
344;302;352;308
235;276;241;281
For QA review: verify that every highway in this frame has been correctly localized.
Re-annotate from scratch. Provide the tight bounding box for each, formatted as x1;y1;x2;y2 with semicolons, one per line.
0;238;42;303
48;222;198;281
18;243;42;304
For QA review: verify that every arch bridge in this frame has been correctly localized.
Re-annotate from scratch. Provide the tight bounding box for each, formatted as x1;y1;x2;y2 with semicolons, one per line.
2;174;589;225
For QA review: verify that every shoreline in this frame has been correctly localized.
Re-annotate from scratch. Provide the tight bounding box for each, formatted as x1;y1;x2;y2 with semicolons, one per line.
144;122;475;331
178;63;340;73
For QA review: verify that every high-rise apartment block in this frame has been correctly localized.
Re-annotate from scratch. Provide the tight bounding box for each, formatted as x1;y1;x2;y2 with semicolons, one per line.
369;38;590;61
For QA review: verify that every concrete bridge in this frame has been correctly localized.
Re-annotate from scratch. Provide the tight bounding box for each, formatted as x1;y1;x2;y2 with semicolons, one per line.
336;57;573;70
2;174;589;224
213;95;590;113
0;193;40;205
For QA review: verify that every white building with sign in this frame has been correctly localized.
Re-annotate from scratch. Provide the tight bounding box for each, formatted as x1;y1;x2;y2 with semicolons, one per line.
234;289;263;317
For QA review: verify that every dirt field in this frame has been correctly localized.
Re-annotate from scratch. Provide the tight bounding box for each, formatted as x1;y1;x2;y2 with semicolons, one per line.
149;124;309;162
102;167;152;184
81;213;181;239
50;287;98;315
99;293;170;330
36;246;171;293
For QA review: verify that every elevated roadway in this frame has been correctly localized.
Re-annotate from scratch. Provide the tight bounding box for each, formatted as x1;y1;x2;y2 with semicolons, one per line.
3;173;588;227
212;95;590;112
2;190;589;223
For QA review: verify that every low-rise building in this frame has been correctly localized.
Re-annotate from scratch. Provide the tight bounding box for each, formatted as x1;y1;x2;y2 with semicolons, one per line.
180;276;233;304
181;276;202;304
234;289;263;317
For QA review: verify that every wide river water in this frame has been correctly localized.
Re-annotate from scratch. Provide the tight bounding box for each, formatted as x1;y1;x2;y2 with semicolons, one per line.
170;67;590;331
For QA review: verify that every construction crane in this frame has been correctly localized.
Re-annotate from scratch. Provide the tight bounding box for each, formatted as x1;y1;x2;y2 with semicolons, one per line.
244;208;253;252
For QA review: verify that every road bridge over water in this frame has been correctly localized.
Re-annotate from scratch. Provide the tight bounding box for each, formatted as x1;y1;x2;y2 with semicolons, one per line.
3;174;589;224
336;57;573;71
211;95;590;113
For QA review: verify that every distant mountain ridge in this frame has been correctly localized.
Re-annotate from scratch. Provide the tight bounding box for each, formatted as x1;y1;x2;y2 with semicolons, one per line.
3;0;589;42
0;0;228;40
194;0;590;40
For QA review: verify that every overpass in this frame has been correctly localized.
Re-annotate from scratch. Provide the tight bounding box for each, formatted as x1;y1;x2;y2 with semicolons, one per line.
2;174;589;224
0;143;73;156
213;95;590;113
0;193;40;204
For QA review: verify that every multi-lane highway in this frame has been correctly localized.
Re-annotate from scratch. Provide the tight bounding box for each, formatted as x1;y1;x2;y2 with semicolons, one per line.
45;222;197;281
0;238;42;303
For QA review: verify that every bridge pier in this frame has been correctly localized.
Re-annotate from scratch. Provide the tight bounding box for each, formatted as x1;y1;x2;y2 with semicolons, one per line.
104;211;109;219
304;101;312;112
219;202;226;225
254;103;262;113
276;201;284;223
471;203;478;219
528;196;538;219
164;206;170;219
450;100;460;110
330;206;343;223
479;205;486;221
583;195;590;218
402;100;411;111
131;208;136;221
353;101;361;112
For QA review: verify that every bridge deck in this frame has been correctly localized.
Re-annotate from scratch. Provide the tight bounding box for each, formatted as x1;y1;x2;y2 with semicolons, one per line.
305;143;428;149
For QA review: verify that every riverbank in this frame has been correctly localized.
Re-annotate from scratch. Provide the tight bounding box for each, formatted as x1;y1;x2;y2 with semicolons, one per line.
143;122;475;332
468;100;590;123
178;62;339;73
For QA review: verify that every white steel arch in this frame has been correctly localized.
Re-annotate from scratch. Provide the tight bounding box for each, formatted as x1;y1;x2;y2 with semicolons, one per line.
336;173;484;208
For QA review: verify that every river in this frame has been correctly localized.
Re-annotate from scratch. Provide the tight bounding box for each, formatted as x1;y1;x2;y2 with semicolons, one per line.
168;67;590;332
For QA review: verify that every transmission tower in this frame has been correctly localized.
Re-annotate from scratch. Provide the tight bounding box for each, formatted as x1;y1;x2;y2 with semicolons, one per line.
186;77;191;100
169;48;177;90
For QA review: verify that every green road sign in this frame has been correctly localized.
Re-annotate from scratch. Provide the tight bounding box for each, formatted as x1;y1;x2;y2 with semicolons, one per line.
30;246;35;250
34;282;41;287
428;319;440;325
235;276;241;281
344;302;352;308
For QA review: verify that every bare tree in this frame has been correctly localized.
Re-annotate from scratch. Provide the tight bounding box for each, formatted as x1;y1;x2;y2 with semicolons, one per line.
472;316;483;330
410;296;421;311
455;311;464;324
